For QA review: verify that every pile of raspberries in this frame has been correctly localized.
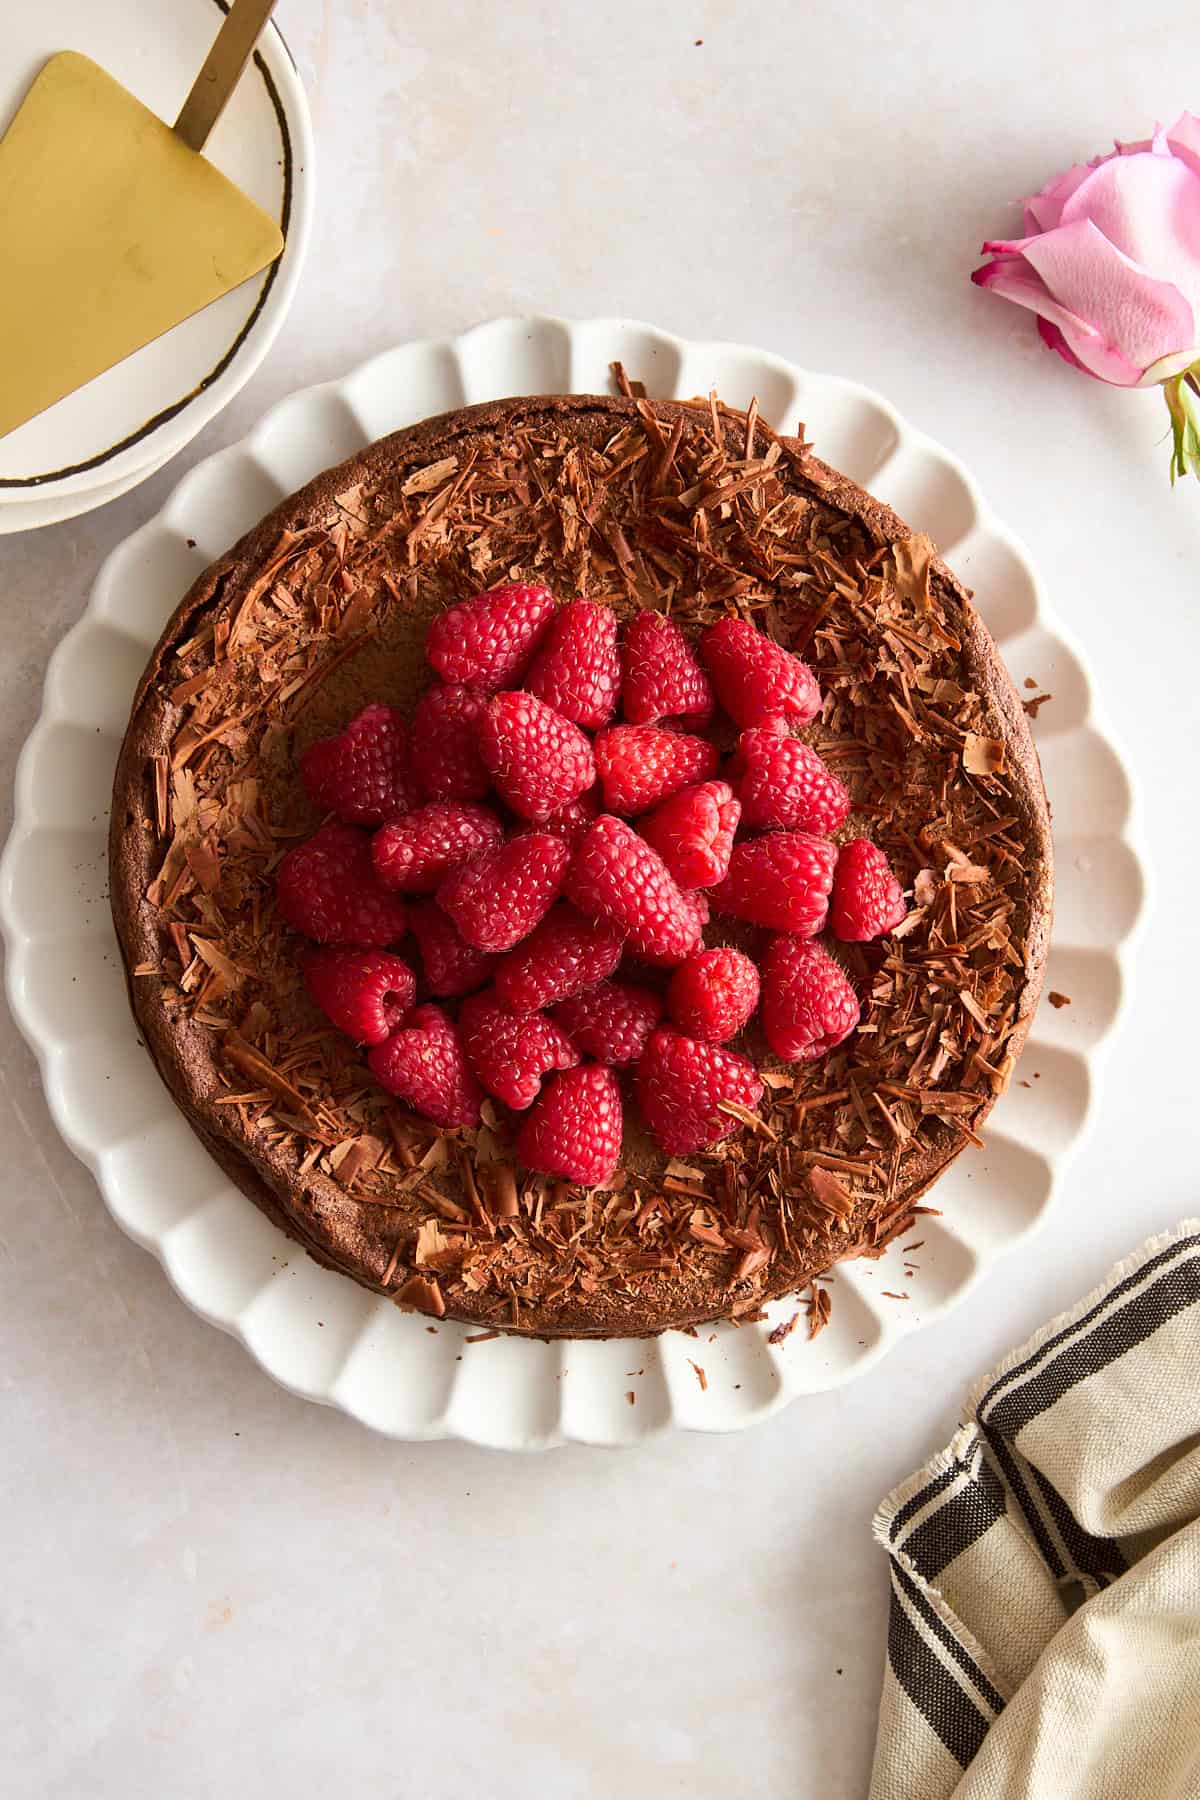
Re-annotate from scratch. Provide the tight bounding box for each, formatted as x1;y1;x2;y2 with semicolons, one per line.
275;583;906;1186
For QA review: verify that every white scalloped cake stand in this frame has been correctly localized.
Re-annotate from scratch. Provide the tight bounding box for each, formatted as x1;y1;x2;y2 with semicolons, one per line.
0;317;1145;1448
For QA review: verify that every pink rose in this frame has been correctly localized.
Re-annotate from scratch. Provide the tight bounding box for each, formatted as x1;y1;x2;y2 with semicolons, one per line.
972;113;1200;387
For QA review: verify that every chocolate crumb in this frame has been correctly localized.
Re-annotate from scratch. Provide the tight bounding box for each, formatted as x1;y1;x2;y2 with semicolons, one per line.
1048;991;1071;1009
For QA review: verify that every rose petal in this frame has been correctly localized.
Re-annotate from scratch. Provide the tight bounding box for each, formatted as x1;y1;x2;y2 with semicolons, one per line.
1164;112;1200;178
1059;148;1200;320
972;246;1147;384
1036;315;1089;373
1022;159;1095;234
979;219;1195;384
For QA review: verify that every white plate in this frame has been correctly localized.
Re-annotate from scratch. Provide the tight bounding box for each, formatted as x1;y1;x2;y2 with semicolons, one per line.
0;0;313;502
0;438;179;535
0;317;1146;1449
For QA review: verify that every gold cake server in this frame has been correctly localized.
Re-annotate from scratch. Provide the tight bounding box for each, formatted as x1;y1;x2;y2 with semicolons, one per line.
0;0;284;440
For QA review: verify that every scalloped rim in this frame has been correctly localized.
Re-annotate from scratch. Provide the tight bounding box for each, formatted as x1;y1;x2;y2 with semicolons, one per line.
0;316;1148;1448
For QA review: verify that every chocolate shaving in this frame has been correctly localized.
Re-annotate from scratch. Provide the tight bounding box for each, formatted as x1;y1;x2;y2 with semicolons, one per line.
184;839;221;893
807;1166;856;1218
414;1218;449;1265
395;1272;446;1318
328;1135;385;1187
481;1163;520;1218
963;733;1007;777
717;1099;777;1139
806;1281;832;1339
401;456;459;497
610;362;647;400
152;755;169;835
222;1033;318;1126
891;534;936;612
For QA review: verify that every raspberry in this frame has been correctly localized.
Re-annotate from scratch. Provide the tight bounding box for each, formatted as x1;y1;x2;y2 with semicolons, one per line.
635;1026;764;1156
477;690;595;822
700;616;821;730
408;901;496;997
367;1004;481;1127
276;823;410;946
620;611;713;728
636;882;712;964
667;947;760;1043
735;728;851;834
494;904;624;1011
565;815;703;965
516;1064;623;1186
410;683;490;802
761;936;860;1062
728;715;790;756
459;990;579;1110
624;888;711;968
372;801;502;893
639;780;740;889
300;703;417;827
525;599;621;730
425;582;557;691
593;724;719;815
708;831;836;936
437;832;569;952
510;787;600;852
304;948;417;1045
552;980;663;1065
830;838;907;942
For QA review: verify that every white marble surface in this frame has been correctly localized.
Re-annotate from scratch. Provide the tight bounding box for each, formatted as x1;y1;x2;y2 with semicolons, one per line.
2;3;1195;1794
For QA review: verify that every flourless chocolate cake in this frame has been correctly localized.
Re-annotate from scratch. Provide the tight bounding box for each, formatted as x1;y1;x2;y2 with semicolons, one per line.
110;388;1052;1337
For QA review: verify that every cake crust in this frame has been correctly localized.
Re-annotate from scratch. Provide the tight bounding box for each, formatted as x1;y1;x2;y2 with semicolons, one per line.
110;392;1052;1337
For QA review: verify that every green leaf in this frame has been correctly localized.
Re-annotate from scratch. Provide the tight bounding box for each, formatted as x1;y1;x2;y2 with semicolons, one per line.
1162;371;1200;485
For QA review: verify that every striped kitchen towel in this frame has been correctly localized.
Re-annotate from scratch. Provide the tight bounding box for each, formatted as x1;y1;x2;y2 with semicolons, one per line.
869;1220;1200;1800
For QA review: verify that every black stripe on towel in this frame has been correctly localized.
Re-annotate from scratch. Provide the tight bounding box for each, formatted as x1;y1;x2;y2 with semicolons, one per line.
893;1561;1007;1715
978;1244;1200;1581
886;1577;991;1768
889;1456;970;1543
1026;1460;1123;1587
983;1430;1071;1581
902;1452;1006;1582
976;1233;1200;1422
